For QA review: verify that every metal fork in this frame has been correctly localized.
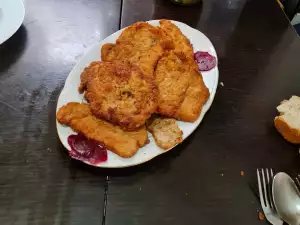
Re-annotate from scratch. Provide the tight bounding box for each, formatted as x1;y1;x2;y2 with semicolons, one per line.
257;168;283;225
294;175;300;194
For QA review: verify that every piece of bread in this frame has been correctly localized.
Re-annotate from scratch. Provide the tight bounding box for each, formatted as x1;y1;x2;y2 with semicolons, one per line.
274;96;300;144
147;116;183;150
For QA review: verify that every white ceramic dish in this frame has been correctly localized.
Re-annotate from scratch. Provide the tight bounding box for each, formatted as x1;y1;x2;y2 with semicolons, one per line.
0;0;25;44
56;20;219;168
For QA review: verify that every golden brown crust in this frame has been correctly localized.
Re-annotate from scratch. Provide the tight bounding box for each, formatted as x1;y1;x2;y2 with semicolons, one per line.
101;21;174;78
175;68;210;122
147;116;183;150
78;61;102;93
274;116;300;144
57;102;148;158
101;43;115;62
79;61;158;131
154;51;190;117
159;20;210;122
57;102;91;124
159;20;194;59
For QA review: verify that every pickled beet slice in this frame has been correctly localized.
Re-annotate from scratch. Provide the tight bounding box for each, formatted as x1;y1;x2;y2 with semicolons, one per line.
194;51;216;71
68;133;107;164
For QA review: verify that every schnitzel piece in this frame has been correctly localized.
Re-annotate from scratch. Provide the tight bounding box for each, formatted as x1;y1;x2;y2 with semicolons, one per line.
101;22;174;78
159;20;210;122
159;20;194;59
154;51;190;117
147;116;183;150
101;22;173;78
116;22;172;47
78;61;102;93
79;61;157;131
175;68;210;122
57;102;148;158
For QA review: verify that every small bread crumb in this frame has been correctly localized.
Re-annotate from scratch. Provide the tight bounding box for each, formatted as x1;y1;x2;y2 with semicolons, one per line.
258;211;264;221
240;171;244;176
220;82;224;87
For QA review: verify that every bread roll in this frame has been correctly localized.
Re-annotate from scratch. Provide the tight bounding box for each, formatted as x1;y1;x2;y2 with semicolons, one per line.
274;96;300;144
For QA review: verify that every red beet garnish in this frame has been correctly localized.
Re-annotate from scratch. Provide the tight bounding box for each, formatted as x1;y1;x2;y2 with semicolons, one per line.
194;51;216;71
68;133;107;164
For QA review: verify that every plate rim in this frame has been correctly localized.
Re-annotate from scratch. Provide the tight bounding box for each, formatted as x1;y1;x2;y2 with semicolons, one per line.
56;19;219;168
0;0;25;45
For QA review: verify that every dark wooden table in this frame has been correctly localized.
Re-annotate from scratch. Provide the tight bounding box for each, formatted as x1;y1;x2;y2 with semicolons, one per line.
1;0;300;224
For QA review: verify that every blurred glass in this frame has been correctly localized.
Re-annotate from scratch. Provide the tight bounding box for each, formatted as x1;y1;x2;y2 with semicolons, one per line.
170;0;202;5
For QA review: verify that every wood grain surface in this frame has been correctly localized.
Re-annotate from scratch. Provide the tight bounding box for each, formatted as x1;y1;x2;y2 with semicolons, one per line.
0;0;121;224
106;0;300;225
1;0;300;225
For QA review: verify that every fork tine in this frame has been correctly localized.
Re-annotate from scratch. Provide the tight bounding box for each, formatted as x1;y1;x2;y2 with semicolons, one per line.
296;175;300;186
261;169;270;207
269;168;275;208
266;168;273;208
270;168;274;178
258;169;284;225
295;176;300;192
266;168;270;187
257;169;265;207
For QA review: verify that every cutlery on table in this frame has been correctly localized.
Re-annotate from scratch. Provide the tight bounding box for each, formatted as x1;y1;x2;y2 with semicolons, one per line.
272;172;300;225
257;168;283;225
294;175;300;192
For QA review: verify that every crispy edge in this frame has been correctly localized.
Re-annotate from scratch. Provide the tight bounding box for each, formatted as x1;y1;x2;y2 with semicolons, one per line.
158;20;210;121
57;103;148;158
78;61;102;94
101;43;115;61
100;21;174;74
116;21;173;49
56;102;91;123
155;51;190;117
159;20;194;58
116;21;154;43
83;62;158;130
175;68;210;122
126;126;149;147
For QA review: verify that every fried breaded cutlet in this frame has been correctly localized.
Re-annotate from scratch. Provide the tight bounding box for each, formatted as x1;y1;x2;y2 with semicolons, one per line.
101;22;174;78
159;20;194;59
159;20;210;122
57;102;148;158
78;61;157;131
154;51;190;117
175;68;210;122
147;116;183;150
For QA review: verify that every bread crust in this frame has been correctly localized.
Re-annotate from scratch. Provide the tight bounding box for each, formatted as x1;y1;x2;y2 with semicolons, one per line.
274;116;300;144
147;116;183;150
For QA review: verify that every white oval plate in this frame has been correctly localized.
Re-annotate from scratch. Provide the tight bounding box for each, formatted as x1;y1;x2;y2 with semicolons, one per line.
56;20;219;168
0;0;25;44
